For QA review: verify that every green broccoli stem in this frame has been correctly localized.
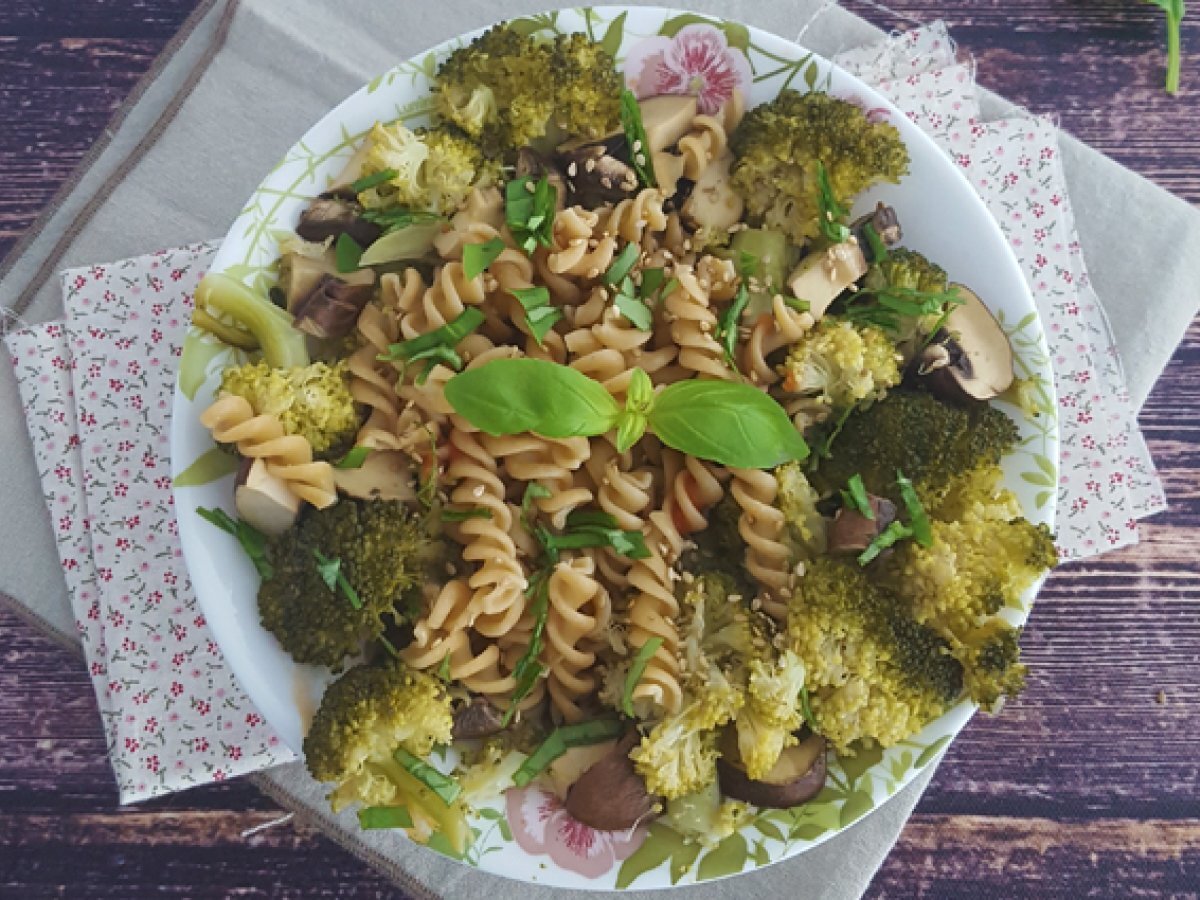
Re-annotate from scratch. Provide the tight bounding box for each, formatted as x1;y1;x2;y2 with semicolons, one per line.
195;273;310;368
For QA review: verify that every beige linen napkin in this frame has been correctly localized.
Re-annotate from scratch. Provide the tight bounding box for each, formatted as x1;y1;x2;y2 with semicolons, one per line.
1;1;1197;897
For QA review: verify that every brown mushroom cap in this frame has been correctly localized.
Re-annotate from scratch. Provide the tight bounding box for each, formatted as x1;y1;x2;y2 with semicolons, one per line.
717;731;827;809
295;198;381;248
827;495;898;555
557;136;640;208
451;697;505;741
922;283;1015;402
564;730;659;831
291;272;376;340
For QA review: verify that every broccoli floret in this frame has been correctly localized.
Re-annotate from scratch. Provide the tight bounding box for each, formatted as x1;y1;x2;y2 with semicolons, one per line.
356;123;498;216
775;462;827;561
779;318;902;428
629;666;744;800
952;618;1028;712
434;26;621;158
730;91;909;244
787;556;963;753
734;650;807;780
219;359;358;455
303;661;469;851
813;388;1019;508
193;273;310;367
866;247;948;295
678;571;773;687
663;781;753;848
258;498;428;668
844;247;953;348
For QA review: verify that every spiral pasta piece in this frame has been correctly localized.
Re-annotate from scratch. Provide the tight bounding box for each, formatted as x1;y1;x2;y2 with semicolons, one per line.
199;395;335;508
543;554;611;722
665;262;733;380
677;91;745;180
547;206;617;279
597;188;668;243
485;432;593;530
741;298;817;387
666;454;725;535
730;468;791;619
625;507;686;717
444;417;527;637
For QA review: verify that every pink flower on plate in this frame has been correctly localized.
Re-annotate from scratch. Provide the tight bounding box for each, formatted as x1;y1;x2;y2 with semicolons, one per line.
624;24;751;114
505;784;647;878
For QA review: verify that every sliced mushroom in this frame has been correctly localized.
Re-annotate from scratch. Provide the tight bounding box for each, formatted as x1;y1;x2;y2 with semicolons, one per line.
358;220;444;268
921;283;1015;402
638;94;698;153
786;239;870;320
652;150;687;200
296;198;381;248
827;495;898;555
332;450;415;502
717;731;827;809
292;271;376;340
451;697;505;740
547;740;617;800
558;136;640;208
851;203;902;262
565;731;659;831
516;147;568;212
235;457;299;536
680;149;743;233
279;252;337;312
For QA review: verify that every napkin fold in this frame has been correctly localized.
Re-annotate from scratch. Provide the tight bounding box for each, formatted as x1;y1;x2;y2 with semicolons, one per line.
1;1;1193;898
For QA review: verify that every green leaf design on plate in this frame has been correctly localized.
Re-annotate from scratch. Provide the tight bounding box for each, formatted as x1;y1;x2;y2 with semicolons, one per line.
914;734;953;770
1020;470;1055;487
659;13;749;52
1035;489;1053;510
839;790;875;827
752;816;784;842
179;331;231;400
836;742;885;789
616;822;704;889
1034;453;1056;478
174;447;238;487
888;750;915;785
804;58;820;89
696;832;748;881
600;11;626;59
426;831;467;861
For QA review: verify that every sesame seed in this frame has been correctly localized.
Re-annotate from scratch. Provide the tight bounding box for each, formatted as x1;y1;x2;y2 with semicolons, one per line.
635;154;647;167
472;485;485;498
585;159;597;172
525;180;536;193
567;162;578;177
587;267;600;279
632;140;643;153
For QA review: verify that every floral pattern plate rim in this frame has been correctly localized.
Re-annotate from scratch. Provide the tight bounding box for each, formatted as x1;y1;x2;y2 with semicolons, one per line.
170;6;1057;890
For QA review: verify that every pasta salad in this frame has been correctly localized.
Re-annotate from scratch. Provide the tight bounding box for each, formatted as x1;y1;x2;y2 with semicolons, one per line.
189;22;1056;853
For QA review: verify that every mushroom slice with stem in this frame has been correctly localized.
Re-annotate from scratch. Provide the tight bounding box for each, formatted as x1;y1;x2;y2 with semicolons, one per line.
295;198;382;248
451;697;505;741
717;730;827;809
920;283;1015;402
332;451;415;503
786;239;870;320
565;730;659;831
680;149;743;233
291;271;376;340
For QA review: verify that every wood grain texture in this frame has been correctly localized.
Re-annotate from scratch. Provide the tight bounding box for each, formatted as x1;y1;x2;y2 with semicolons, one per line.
0;1;1197;897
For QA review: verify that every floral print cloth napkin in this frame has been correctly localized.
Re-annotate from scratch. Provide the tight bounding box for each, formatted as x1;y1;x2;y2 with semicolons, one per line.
2;22;1164;803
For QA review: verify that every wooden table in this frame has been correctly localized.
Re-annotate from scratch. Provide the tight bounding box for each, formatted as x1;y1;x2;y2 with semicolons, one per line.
1;1;1197;895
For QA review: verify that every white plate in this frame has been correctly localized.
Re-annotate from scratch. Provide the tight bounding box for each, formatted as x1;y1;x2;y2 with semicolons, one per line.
171;6;1057;889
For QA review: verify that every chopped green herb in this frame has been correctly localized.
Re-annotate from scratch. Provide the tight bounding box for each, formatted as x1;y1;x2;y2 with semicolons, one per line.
622;637;664;716
521;482;553;530
379;307;485;371
506;176;557;254
312;549;363;609
463;237;506;281
360;207;445;234
842;284;963;334
358;805;413;830
513;719;625;787
502;572;551;726
349;168;398;194
436;653;453;682
799;685;818;731
511;285;563;345
861;222;890;262
441;506;493;522
896;469;933;547
736;250;758;279
410;345;464;385
393;747;462;807
815;160;851;244
614;284;654;330
604;242;640;285
842;474;874;520
619;89;657;188
716;285;750;370
639;266;664;299
661;277;680;300
784;296;811;312
857;520;913;566
334;446;371;469
335;232;364;273
378;633;400;659
196;507;273;580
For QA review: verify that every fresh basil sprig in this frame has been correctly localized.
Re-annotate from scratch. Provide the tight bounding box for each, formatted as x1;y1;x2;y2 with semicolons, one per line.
196;507;273;579
619;90;657;188
511;286;563;346
506;175;557;254
379;307;485;384
444;359;808;469
815;160;851;244
313;549;363;609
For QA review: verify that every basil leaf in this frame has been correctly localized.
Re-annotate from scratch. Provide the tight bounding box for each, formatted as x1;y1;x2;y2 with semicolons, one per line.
502;572;551;726
512;286;563;346
619;90;657;188
623;637;664;716
857;520;913;565
196;507;273;580
349;168;398;194
379;307;484;363
842;474;874;520
335;232;364;273
444;358;620;439
513;719;625;787
649;380;809;468
358;806;413;830
313;549;363;609
360;207;445;235
639;266;665;301
441;506;493;522
393;747;462;806
463;237;506;281
565;510;621;531
615;411;648;453
604;242;640;285
506;176;557;254
896;469;933;547
521;482;552;530
334;446;371;469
